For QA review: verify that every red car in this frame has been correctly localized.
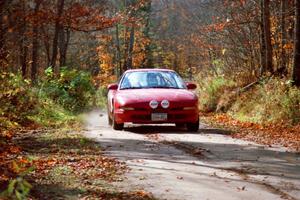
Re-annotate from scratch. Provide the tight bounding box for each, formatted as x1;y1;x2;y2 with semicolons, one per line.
107;69;199;131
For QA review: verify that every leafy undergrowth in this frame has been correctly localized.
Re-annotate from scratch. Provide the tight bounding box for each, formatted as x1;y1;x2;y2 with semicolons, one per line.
229;78;300;124
0;130;155;200
201;113;300;152
197;76;300;125
196;75;237;112
197;76;300;152
0;72;82;133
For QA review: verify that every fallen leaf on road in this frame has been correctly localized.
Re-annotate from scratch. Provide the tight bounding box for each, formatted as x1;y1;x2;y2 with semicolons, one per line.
211;172;217;177
237;186;246;191
202;113;300;151
192;148;204;156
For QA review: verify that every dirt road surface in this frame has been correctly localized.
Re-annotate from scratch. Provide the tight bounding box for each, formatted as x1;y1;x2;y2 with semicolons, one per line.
84;110;300;200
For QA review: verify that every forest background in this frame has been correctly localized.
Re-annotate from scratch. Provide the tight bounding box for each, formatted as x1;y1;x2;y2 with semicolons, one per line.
1;0;300;198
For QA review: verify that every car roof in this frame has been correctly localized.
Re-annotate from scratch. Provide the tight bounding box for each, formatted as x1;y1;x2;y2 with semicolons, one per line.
124;68;175;73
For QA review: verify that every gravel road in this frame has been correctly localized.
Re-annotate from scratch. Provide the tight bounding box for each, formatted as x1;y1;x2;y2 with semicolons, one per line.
84;110;300;200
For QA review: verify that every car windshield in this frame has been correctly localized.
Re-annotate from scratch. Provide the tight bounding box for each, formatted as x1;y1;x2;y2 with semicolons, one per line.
119;71;186;90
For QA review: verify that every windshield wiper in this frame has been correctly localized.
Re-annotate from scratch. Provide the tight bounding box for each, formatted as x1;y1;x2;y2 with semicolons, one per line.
121;86;180;90
120;86;143;90
148;86;179;89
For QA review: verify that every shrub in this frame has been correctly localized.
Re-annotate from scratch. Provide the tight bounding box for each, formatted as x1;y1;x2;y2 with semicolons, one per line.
28;97;78;128
0;69;88;131
94;86;107;109
0;73;38;130
41;67;96;113
197;75;236;112
229;78;300;124
197;74;300;125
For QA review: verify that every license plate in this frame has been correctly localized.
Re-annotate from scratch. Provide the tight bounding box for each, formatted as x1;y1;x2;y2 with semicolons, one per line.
151;113;168;121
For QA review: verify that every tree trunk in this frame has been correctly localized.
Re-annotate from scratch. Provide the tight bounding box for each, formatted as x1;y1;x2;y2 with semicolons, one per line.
293;0;300;86
20;38;28;78
59;28;70;67
124;24;135;71
209;49;218;76
115;24;122;76
279;0;287;76
58;28;65;67
263;0;273;74
143;0;152;68
41;27;51;67
123;25;128;71
51;0;65;74
260;0;267;75
31;0;41;83
188;53;192;80
19;0;28;78
0;0;7;68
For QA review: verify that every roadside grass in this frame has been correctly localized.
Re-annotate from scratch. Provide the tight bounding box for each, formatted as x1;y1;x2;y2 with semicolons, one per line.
29;98;80;128
0;72;82;133
94;86;108;109
197;76;300;125
196;75;237;112
1;129;155;200
229;78;300;125
196;75;300;151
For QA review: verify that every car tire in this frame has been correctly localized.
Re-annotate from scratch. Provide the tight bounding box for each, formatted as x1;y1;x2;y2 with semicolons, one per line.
187;120;199;132
112;115;124;130
107;108;112;126
108;115;112;126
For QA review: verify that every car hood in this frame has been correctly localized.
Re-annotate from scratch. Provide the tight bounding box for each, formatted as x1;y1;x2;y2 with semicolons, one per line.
115;88;197;105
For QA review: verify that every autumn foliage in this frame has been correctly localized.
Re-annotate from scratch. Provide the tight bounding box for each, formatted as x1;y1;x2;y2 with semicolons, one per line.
1;0;300;198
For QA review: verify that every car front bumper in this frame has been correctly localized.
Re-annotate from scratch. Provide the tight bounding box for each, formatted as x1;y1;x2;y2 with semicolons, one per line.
114;108;199;124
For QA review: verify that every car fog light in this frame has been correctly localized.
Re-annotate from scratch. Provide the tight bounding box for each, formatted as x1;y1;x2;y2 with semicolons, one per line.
161;100;170;108
149;100;158;109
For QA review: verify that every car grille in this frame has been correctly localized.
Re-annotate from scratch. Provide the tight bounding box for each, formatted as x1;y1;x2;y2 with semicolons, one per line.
132;114;150;120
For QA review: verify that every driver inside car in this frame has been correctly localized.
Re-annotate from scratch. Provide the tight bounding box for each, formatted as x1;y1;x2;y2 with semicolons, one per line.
147;73;159;87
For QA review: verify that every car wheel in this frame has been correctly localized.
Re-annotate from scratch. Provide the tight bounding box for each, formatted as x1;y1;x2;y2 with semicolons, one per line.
108;115;112;126
107;108;112;126
112;115;124;130
187;120;199;132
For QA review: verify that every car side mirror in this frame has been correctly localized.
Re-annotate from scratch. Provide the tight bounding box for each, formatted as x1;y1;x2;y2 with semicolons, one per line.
186;82;197;90
107;83;118;90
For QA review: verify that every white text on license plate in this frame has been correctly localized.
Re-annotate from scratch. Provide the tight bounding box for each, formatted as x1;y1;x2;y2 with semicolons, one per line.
151;113;168;121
